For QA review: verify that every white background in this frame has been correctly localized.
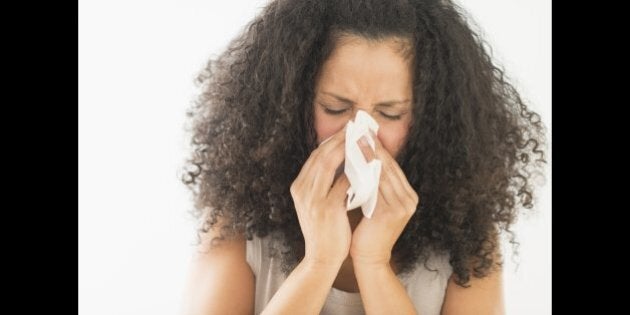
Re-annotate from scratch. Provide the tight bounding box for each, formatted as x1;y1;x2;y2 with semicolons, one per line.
79;1;550;314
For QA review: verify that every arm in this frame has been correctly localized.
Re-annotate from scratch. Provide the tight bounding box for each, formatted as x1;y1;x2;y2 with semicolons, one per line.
182;224;254;315
440;263;505;315
349;135;419;314
354;261;417;315
261;259;342;315
261;127;352;314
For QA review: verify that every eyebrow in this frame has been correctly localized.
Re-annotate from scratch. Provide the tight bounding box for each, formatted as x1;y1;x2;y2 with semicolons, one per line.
321;91;411;108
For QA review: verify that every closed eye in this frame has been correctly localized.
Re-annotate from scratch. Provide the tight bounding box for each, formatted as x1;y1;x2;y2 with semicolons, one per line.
323;107;349;115
321;103;403;121
379;112;402;120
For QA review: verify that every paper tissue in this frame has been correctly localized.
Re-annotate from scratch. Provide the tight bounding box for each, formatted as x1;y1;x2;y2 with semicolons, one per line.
344;110;382;218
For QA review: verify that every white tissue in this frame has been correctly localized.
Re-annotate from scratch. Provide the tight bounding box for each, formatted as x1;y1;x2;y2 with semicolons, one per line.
344;110;382;219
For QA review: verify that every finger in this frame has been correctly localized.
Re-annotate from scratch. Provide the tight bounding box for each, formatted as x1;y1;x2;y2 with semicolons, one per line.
357;135;376;162
374;182;397;220
372;138;417;217
389;163;418;204
381;161;411;209
377;171;395;208
292;148;320;199
310;137;346;198
316;123;348;154
294;125;347;195
309;124;348;198
373;136;416;199
372;137;402;203
372;135;398;171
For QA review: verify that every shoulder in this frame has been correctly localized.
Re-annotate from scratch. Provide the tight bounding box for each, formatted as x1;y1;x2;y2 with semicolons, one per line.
440;251;504;315
183;223;255;315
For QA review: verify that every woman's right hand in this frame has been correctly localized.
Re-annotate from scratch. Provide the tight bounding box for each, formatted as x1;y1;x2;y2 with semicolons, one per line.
290;126;351;268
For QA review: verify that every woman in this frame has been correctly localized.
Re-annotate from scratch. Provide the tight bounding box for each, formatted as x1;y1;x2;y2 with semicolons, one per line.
182;0;546;314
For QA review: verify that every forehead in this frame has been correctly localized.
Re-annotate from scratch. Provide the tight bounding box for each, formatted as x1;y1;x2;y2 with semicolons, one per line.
316;36;413;97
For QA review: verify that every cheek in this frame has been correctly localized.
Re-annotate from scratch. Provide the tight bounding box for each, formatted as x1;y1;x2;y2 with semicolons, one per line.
376;123;409;157
314;108;347;143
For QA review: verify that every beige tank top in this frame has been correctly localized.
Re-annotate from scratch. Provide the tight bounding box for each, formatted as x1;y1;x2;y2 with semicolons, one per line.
246;234;453;315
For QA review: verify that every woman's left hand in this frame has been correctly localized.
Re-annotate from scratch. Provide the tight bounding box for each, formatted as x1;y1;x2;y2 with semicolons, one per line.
349;136;419;267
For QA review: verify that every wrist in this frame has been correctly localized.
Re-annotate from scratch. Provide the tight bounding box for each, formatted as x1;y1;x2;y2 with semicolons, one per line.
301;256;344;273
350;251;391;269
352;262;392;270
353;259;394;285
353;259;392;272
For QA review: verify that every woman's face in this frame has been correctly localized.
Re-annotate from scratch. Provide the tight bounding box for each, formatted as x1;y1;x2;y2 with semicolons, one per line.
313;36;414;158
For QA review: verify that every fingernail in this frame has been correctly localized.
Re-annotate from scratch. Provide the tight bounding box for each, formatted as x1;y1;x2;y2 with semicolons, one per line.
359;135;369;147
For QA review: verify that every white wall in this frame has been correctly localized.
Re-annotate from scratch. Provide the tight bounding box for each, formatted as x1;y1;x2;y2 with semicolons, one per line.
79;1;550;314
457;2;551;314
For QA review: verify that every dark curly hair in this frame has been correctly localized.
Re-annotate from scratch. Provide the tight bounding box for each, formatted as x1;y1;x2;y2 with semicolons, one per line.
182;0;546;287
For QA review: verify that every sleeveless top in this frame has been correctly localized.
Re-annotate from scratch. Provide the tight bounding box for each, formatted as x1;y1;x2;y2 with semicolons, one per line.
246;234;453;315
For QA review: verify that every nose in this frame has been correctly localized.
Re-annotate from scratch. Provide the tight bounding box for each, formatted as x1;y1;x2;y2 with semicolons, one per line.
350;108;375;121
349;110;378;162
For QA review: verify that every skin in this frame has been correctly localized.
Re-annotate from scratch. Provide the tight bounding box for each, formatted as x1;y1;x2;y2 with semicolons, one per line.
183;35;504;315
312;35;505;314
313;35;414;292
313;36;414;157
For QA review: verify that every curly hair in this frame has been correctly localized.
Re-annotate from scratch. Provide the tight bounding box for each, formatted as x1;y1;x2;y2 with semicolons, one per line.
182;0;546;287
